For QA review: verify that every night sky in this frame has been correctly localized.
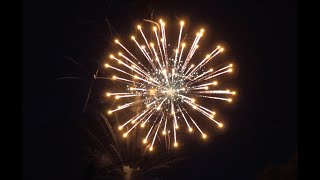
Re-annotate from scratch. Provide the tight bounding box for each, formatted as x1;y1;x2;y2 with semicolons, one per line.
22;0;298;179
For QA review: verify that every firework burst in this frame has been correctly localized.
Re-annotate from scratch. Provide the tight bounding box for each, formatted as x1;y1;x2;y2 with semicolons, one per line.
103;18;236;151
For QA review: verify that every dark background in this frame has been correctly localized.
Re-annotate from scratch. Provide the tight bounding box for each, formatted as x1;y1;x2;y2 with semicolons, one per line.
22;0;298;179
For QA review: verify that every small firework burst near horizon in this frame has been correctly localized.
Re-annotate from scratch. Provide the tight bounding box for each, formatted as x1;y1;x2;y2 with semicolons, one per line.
102;18;237;152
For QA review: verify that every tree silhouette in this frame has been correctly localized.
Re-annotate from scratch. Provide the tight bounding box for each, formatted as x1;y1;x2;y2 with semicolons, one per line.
257;151;298;180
